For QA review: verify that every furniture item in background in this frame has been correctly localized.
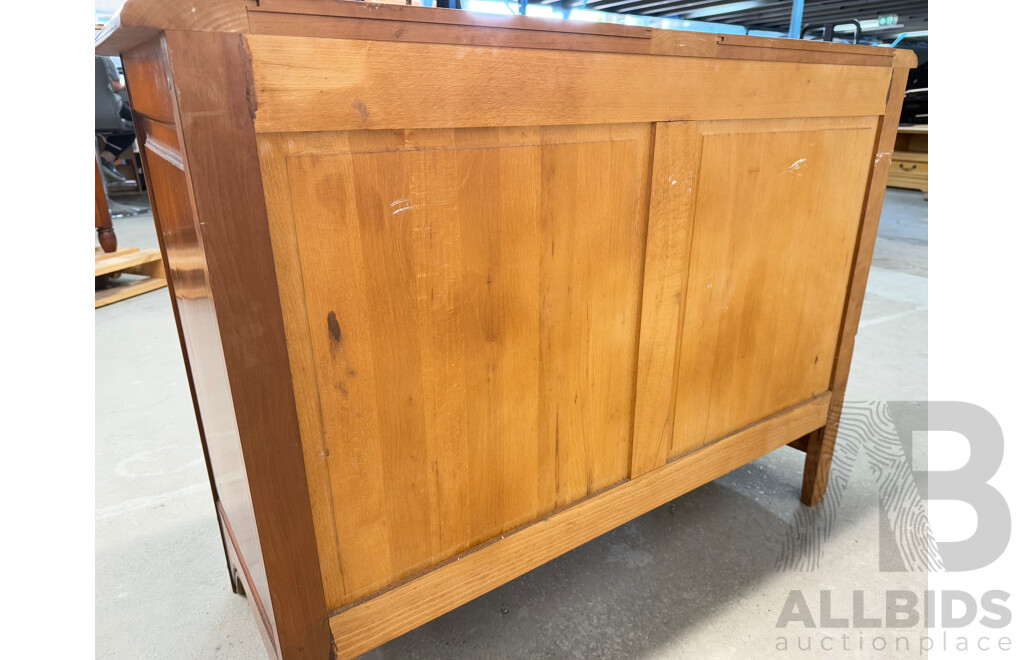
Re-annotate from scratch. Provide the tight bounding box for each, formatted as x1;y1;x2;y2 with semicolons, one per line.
96;57;140;191
888;124;928;196
95;157;117;253
97;1;913;657
95;247;167;308
898;59;927;125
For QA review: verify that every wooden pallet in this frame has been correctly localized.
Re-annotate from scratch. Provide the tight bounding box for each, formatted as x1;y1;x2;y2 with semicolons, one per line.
95;247;167;308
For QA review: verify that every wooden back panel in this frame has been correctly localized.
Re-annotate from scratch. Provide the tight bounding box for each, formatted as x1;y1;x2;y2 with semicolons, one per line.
632;116;878;474
260;124;651;608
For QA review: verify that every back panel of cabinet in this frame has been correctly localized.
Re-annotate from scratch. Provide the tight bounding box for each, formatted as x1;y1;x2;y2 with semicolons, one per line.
673;117;877;456
259;124;652;608
631;116;878;475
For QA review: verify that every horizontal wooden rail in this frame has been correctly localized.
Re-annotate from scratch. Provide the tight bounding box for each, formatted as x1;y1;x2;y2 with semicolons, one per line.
246;35;892;133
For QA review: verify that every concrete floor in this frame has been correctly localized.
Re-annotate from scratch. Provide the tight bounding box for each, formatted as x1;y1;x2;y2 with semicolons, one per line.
96;188;928;658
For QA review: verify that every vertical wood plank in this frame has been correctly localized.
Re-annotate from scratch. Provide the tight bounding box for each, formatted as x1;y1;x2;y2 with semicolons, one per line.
409;140;474;553
801;68;912;506
258;134;353;610
353;151;441;575
286;151;397;599
630;121;703;477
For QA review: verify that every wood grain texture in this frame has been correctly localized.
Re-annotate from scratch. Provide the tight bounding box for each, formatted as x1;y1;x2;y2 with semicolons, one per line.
801;68;912;506
254;0;651;38
716;44;893;67
717;34;898;58
96;0;251;55
647;29;719;57
117;37;175;124
246;35;892;133
630;122;703;477
328;393;831;659
163;29;329;659
671;117;877;458
259;124;652;609
248;11;653;55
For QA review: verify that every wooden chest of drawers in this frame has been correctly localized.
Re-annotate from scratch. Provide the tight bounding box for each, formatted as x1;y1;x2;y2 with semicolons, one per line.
97;2;913;657
888;124;929;193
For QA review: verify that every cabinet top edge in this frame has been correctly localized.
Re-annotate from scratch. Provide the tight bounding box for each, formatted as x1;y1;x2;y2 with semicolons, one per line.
96;0;916;68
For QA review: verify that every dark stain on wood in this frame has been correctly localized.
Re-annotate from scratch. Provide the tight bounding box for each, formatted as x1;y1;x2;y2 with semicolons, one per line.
328;311;343;344
353;99;369;123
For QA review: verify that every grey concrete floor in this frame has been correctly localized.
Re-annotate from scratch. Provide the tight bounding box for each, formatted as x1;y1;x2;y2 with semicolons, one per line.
96;188;928;658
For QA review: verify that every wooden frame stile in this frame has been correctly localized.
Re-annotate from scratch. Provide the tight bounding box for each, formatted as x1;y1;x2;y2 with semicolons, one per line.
119;35;235;594
798;66;912;505
159;29;330;659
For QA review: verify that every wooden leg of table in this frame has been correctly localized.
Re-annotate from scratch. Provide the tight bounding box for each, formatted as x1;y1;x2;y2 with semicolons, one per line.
95;156;117;252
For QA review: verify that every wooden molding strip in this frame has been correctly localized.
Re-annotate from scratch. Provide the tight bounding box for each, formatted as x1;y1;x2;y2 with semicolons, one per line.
216;501;279;654
253;0;652;39
247;35;892;133
247;9;902;67
328;392;830;658
144;137;184;171
718;34;897;58
716;43;894;67
248;11;654;55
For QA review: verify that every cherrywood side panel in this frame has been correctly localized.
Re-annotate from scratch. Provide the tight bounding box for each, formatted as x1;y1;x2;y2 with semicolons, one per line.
801;68;913;506
630;121;703;477
259;125;652;610
329;393;831;659
245;35;892;133
121;41;277;653
163;29;329;659
115;36;176;124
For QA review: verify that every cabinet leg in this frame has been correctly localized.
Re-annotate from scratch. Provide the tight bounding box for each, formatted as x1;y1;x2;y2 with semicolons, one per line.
800;408;840;506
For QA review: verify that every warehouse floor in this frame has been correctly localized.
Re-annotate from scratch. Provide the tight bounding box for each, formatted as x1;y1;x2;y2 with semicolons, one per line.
96;188;928;659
